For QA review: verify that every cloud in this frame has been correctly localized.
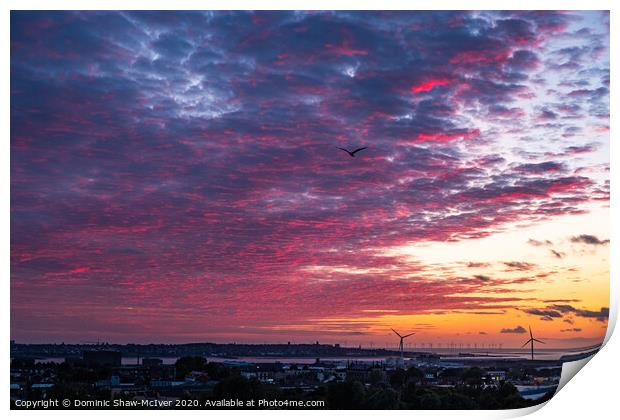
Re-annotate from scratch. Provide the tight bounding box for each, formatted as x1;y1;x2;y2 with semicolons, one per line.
548;305;609;322
9;11;609;342
574;307;609;322
500;326;527;334
466;262;491;268
570;234;610;246
528;239;553;247
563;144;597;156
543;299;581;303
502;261;536;271
515;161;564;174
549;304;578;313
106;247;144;256
560;328;582;332
550;249;565;259
522;308;562;318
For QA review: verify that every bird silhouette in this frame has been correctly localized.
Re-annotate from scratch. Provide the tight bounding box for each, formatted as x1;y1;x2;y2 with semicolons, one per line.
337;146;368;157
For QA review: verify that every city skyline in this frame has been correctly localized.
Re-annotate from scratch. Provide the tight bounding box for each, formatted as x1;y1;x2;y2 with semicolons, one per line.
11;11;609;348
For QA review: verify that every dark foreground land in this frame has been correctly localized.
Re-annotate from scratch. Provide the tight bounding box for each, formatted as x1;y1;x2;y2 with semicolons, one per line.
11;350;564;410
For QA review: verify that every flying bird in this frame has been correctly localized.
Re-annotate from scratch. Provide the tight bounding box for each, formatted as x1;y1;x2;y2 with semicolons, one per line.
337;146;368;157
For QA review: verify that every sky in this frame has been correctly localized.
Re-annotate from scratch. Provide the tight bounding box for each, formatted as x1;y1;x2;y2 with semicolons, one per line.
10;11;609;348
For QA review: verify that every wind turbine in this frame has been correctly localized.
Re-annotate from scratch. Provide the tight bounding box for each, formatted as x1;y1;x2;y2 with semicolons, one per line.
391;328;415;360
521;326;545;360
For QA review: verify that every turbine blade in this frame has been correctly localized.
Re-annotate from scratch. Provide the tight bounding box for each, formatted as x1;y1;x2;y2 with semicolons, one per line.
529;325;533;339
391;328;402;338
403;332;416;338
521;339;533;348
533;339;545;344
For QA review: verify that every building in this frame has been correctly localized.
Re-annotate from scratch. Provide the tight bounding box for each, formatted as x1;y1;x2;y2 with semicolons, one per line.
96;375;121;387
486;370;507;382
416;353;441;366
240;363;284;383
345;362;384;383
83;350;122;367
142;358;163;367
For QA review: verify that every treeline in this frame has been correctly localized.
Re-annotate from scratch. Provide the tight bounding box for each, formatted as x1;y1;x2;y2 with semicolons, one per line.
196;364;553;410
13;357;555;410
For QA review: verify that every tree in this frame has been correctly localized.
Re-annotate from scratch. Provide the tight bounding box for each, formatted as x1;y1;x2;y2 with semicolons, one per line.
326;381;365;409
214;375;264;401
440;391;476;409
401;381;419;405
204;362;231;380
406;366;424;384
419;391;442;409
368;368;385;385
365;387;399;409
461;367;485;387
174;356;207;380
389;368;407;389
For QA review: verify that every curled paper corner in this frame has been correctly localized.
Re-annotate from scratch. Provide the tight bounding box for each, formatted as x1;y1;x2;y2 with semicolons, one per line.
602;281;618;347
496;401;550;418
496;355;598;419
555;254;618;398
555;353;596;396
602;237;617;348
